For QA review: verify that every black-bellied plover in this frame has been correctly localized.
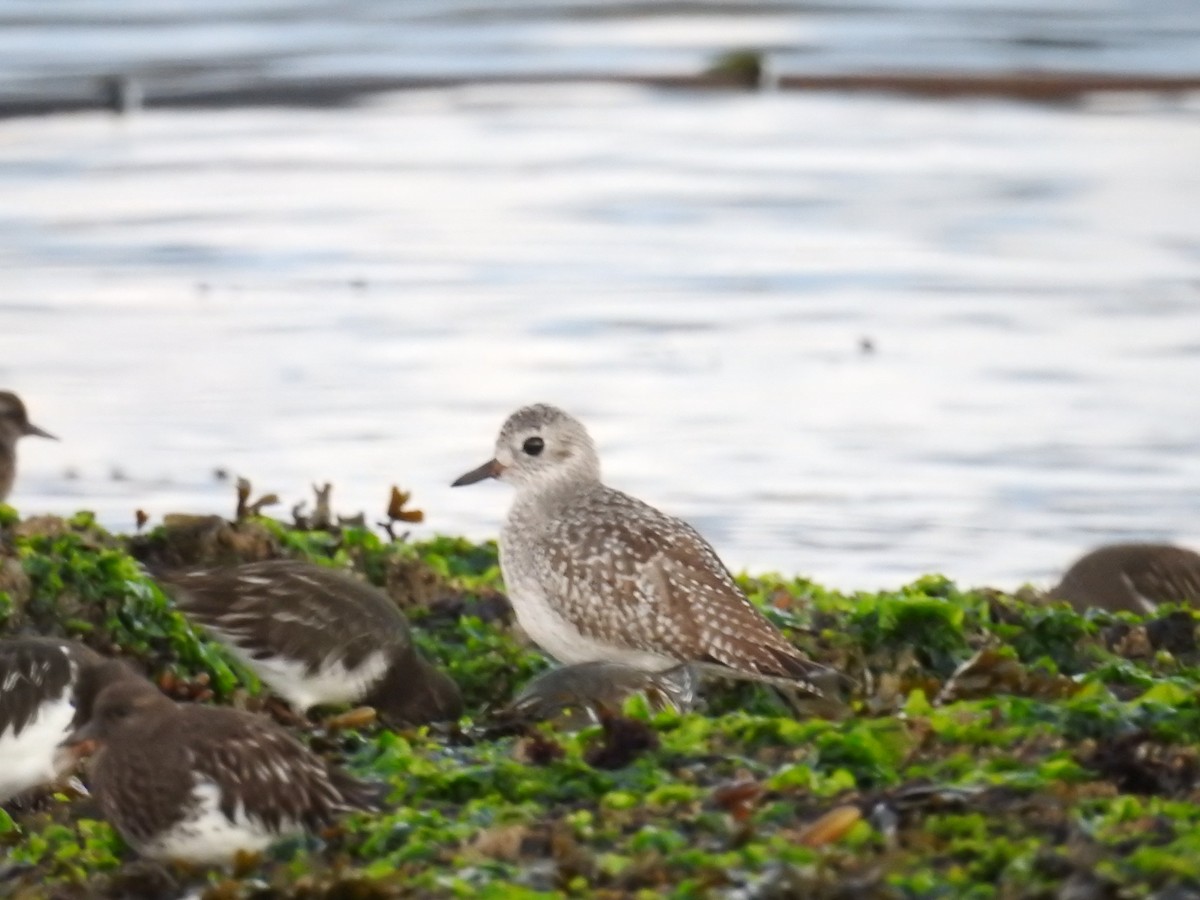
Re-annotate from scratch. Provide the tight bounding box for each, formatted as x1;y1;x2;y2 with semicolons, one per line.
158;559;462;725
65;677;384;865
0;391;57;503
452;403;828;694
0;637;139;802
1050;543;1200;614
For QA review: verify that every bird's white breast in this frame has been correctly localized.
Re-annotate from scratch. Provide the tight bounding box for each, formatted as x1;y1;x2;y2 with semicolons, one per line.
500;529;674;671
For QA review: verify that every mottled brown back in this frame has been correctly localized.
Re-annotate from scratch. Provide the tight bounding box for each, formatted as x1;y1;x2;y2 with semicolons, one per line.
159;559;410;673
93;700;383;843
1050;543;1200;614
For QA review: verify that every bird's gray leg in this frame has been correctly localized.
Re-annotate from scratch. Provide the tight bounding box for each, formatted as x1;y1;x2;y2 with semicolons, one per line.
775;683;809;716
654;664;699;712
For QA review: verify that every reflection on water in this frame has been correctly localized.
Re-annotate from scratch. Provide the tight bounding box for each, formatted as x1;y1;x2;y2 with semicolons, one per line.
0;84;1198;591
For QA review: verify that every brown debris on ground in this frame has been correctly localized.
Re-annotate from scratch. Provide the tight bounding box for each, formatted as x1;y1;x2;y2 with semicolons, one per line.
935;646;1079;705
711;776;764;823
1080;732;1200;797
1143;611;1199;657
513;730;567;767
582;709;661;770
424;587;512;626
128;514;280;570
373;555;447;612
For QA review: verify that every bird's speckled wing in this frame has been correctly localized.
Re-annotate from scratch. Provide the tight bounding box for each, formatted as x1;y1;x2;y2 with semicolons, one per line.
530;487;823;687
93;720;195;845
1050;544;1200;614
180;709;382;832
1125;549;1200;606
161;562;404;673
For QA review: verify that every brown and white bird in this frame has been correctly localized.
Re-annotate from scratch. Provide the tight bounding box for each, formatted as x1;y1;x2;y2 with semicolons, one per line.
0;637;138;803
65;678;384;866
452;403;828;694
1049;543;1200;615
0;391;56;504
157;559;462;726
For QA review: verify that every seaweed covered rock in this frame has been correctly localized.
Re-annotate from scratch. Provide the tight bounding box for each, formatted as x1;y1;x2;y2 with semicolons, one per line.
0;556;32;627
2;512;244;697
128;514;281;571
3;510;1200;898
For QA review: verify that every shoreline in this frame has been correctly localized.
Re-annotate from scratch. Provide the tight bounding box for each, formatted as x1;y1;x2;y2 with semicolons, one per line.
3;69;1199;121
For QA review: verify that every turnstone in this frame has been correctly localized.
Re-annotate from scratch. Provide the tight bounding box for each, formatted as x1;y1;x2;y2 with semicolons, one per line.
66;678;384;866
157;559;462;725
0;637;137;803
0;391;57;503
452;403;828;694
1049;543;1200;615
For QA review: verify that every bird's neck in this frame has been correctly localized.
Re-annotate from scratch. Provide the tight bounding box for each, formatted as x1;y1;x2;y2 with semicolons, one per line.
511;468;600;514
0;438;15;502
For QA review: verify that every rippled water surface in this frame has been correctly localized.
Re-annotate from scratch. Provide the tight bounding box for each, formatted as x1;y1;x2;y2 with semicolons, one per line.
2;0;1199;105
1;4;1199;591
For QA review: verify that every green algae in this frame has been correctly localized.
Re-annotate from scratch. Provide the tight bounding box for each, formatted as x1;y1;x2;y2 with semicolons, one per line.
2;505;1200;898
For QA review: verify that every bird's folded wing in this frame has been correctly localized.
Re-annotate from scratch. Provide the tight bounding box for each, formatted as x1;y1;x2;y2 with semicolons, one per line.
1128;553;1200;606
187;718;358;831
163;569;386;673
539;507;824;686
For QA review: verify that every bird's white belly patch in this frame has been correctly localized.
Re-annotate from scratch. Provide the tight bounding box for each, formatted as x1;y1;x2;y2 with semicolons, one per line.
140;781;295;866
0;696;76;802
508;581;674;671
214;639;390;712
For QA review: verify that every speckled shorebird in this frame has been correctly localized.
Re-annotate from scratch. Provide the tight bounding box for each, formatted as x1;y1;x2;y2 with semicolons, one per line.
0;638;139;803
0;391;57;503
452;403;828;694
157;559;462;725
65;678;384;866
1049;543;1200;615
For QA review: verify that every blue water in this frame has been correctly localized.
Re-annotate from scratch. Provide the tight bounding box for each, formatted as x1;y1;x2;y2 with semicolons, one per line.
0;4;1198;592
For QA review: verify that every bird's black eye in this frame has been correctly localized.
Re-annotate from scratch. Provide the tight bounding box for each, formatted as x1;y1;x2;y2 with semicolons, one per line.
522;437;545;456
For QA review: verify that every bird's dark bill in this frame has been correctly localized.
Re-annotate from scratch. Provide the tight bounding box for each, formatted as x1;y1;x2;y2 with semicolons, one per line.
23;422;57;440
451;459;503;487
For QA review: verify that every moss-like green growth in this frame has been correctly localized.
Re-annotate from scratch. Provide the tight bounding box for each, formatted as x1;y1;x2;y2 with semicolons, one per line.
704;49;764;88
3;509;1200;898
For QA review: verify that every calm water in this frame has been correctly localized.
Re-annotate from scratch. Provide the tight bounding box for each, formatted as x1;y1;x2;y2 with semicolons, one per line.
2;0;1200;108
0;4;1198;592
